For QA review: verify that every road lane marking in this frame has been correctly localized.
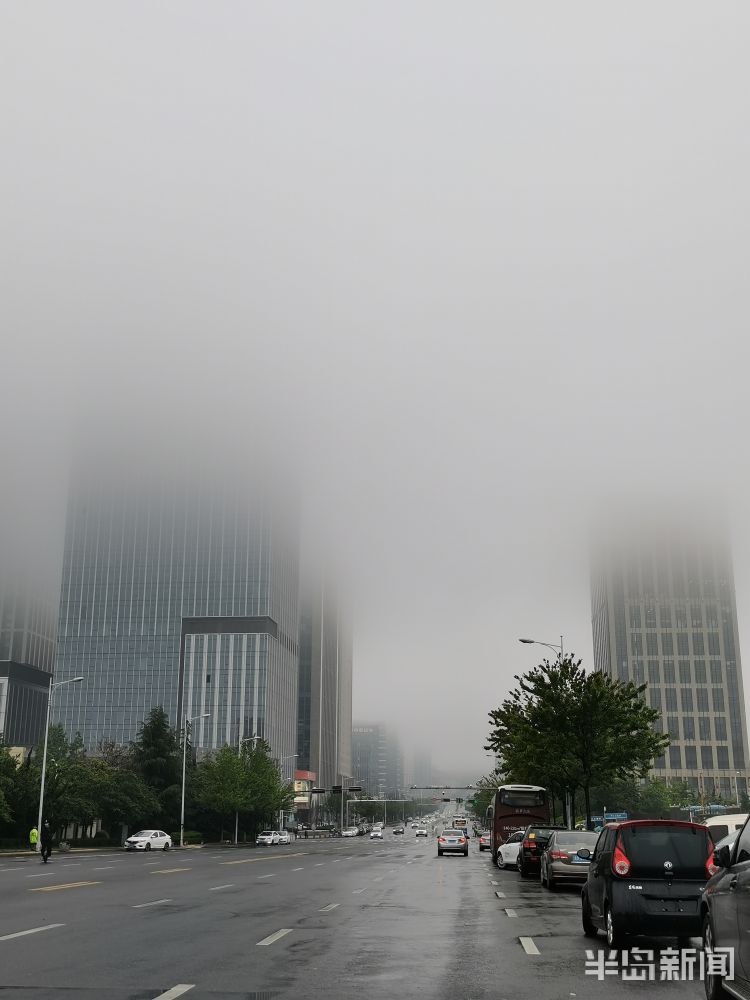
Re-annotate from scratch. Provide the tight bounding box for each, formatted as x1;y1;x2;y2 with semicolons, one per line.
152;986;195;1000
62;864;81;868
495;891;506;898
0;924;65;942
292;867;304;871
208;884;235;891
27;873;56;878
490;880;499;885
505;908;518;918
151;868;191;874
256;928;292;946
222;852;306;866
257;874;275;879
319;903;340;912
132;899;172;908
372;876;384;882
30;881;100;892
314;863;325;867
94;866;116;871
520;937;540;955
352;888;367;894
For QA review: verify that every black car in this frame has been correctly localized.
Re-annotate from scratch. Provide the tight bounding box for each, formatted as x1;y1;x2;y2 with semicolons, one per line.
518;825;567;877
581;819;715;949
701;815;750;1000
393;827;405;835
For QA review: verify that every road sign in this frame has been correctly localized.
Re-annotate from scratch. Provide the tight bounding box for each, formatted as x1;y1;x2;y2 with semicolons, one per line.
591;812;628;822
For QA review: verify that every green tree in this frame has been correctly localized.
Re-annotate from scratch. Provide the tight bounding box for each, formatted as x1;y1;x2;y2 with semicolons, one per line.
131;707;183;827
0;742;17;823
486;656;670;828
194;745;252;836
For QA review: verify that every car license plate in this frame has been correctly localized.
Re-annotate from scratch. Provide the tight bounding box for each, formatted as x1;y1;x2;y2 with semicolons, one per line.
572;857;588;864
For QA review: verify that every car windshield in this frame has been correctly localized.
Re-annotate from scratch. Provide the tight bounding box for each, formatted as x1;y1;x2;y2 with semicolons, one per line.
619;824;712;877
260;831;273;836
553;832;599;848
133;831;154;838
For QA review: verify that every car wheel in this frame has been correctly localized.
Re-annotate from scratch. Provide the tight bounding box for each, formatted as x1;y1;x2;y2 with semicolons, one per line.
145;843;151;852
703;915;731;1000
495;852;505;869
463;849;468;856
437;850;443;857
547;871;556;892
605;905;625;949
582;893;598;938
540;864;547;888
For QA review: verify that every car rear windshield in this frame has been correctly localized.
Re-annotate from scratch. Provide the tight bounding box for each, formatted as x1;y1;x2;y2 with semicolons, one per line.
442;830;464;836
527;828;558;839
554;832;599;848
619;824;711;877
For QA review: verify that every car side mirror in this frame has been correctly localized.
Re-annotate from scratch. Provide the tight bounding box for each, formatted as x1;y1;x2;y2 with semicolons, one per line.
713;845;731;869
576;848;591;859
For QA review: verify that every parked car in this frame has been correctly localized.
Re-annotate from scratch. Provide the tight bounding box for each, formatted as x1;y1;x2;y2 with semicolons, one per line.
581;819;715;949
256;831;280;846
415;827;428;838
478;831;491;852
518;825;567;877
540;830;600;889
437;829;468;857
276;831;291;845
124;830;172;852
370;828;383;840
701;815;750;1000
342;827;359;838
495;829;525;869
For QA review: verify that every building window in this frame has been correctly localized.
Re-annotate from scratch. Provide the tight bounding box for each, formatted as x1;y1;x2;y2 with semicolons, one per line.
665;688;678;712
692;633;705;655
717;747;730;769
712;688;725;712
714;716;727;741
654;754;665;769
684;745;698;768
683;717;695;740
648;661;660;683
705;604;719;627
699;716;712;741
669;746;682;770
659;606;672;628
694;660;707;683
630;606;642;629
646;633;658;655
708;633;721;655
661;634;674;655
710;661;723;683
667;716;680;739
691;605;703;628
701;745;714;769
649;689;661;709
631;634;643;655
664;660;676;683
679;661;692;683
680;689;694;712
645;606;656;628
697;688;709;713
675;605;688;628
677;633;690;656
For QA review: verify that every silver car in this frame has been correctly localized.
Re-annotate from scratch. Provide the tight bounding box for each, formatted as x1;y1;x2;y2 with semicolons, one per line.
437;829;468;857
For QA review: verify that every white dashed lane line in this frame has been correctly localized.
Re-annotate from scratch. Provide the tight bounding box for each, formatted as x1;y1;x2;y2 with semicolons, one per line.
292;867;304;871
505;908;518;918
520;937;540;955
495;891;506;898
352;888;367;894
208;884;234;891
0;924;65;942
318;903;340;912
256;928;292;947
257;874;275;880
132;899;172;909
152;986;195;1000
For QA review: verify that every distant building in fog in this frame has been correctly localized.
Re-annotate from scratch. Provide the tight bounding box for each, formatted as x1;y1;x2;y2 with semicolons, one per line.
591;514;750;804
53;467;299;760
296;582;352;789
352;723;403;798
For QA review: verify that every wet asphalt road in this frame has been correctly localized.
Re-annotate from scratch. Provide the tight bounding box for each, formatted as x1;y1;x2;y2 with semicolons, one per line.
0;836;706;999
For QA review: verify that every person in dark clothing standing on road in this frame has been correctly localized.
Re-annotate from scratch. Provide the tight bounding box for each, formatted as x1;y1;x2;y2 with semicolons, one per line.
40;821;52;863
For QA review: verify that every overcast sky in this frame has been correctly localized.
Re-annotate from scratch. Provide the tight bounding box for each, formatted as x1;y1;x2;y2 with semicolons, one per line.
4;2;750;780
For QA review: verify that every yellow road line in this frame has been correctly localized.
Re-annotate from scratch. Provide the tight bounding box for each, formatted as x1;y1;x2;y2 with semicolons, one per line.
30;881;101;892
221;852;307;866
151;868;191;874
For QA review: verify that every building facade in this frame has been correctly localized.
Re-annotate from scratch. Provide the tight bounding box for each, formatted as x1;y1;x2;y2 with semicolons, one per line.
53;472;299;760
296;586;352;790
0;581;57;749
352;723;403;799
591;521;750;803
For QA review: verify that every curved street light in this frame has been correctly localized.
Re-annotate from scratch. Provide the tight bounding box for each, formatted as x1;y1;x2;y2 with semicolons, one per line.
36;676;84;849
518;635;564;659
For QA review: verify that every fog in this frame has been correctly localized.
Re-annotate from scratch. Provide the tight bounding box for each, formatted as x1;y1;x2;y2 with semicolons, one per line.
3;2;750;779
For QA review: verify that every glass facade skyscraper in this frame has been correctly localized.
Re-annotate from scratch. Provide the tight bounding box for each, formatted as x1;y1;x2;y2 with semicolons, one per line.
53;472;299;759
591;518;750;803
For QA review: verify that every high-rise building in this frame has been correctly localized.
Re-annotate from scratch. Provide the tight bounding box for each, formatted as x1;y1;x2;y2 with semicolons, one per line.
53;469;299;759
0;579;57;749
591;516;750;803
352;723;403;798
296;584;352;789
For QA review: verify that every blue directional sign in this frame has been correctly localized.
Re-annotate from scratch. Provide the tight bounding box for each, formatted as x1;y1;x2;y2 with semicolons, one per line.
591;812;628;822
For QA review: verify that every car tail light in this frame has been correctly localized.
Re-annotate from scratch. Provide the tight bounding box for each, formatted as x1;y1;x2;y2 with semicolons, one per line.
706;851;718;878
438;837;446;843
458;837;465;843
523;839;536;849
612;836;631;876
550;851;568;860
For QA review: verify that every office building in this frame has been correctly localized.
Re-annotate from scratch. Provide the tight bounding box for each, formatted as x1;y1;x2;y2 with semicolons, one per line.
296;584;352;790
53;469;300;760
352;723;404;798
591;517;750;803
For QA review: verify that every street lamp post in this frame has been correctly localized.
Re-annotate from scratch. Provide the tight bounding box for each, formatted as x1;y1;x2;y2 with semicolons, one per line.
36;676;84;850
180;713;210;848
338;774;355;834
278;754;298;832
234;734;259;845
519;636;564;659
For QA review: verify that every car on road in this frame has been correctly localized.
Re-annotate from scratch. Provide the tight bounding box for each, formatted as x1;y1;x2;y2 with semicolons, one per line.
581;819;715;949
370;828;383;839
393;827;405;835
256;830;280;846
495;829;524;869
517;825;567;877
342;827;358;837
415;827;428;838
540;830;599;890
437;829;468;857
410;822;419;829
124;830;172;852
478;831;491;852
701;814;750;1000
276;831;291;845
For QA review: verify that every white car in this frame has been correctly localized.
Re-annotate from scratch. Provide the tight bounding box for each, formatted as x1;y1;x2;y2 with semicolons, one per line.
495;829;525;869
276;831;291;845
415;828;428;838
370;828;383;839
411;822;419;829
256;830;280;846
124;830;172;852
342;827;359;837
